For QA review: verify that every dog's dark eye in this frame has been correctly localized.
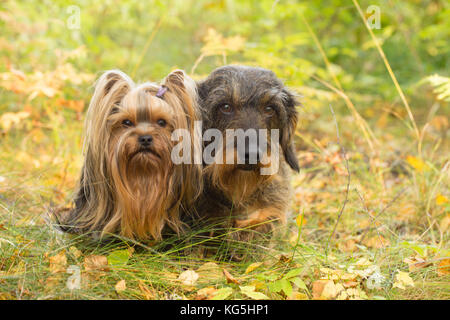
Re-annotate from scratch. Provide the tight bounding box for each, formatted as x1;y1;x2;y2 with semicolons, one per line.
263;105;275;116
157;119;166;127
219;104;233;115
122;119;134;127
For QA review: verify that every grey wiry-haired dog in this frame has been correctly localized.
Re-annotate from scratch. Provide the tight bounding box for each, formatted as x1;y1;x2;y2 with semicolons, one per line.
194;65;300;253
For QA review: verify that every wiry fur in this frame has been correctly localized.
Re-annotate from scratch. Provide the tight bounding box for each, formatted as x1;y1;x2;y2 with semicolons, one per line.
195;65;300;247
56;69;202;240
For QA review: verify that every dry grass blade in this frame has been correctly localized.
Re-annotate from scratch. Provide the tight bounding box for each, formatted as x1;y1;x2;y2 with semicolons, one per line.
131;18;164;78
352;0;420;140
326;104;351;257
300;13;379;152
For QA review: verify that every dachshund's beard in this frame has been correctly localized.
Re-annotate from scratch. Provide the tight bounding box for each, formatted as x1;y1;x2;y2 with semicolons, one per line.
204;145;275;204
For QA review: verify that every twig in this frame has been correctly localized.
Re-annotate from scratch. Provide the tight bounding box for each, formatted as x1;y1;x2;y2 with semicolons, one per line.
355;188;386;254
325;104;351;258
190;52;205;75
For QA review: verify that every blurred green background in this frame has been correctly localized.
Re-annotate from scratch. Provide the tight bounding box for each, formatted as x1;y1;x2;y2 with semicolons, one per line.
1;0;449;112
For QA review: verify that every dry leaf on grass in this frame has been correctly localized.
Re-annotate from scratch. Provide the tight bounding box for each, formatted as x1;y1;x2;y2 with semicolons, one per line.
223;268;240;284
338;239;357;252
313;280;344;299
178;270;199;286
406;155;428;172
195;287;218;300
0;111;30;132
436;194;449;205
403;256;432;272
343;281;358;288
83;255;108;271
239;286;269;300
393;271;415;290
68;246;82;259
437;258;450;276
115;280;126;293
321;281;342;299
211;287;233;300
196;262;222;283
48;251;67;273
245;262;262;274
355;258;372;267
312;280;329;299
364;236;390;249
287;291;309;300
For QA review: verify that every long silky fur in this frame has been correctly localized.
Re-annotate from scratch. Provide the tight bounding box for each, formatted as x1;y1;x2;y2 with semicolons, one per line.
56;69;202;240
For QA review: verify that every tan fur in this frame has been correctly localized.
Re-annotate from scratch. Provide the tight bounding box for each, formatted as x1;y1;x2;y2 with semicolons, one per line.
59;69;202;240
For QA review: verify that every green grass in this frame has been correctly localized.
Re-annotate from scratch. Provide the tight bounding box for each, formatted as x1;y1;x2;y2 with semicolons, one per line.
1;108;448;299
0;0;449;300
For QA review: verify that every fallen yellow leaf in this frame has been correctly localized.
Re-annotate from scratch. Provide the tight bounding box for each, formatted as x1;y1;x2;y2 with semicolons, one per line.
406;155;427;172
178;270;199;286
288;291;309;300
393;271;415;290
196;262;222;283
338;239;357;252
223;268;240;284
245;262;263;274
48;251;67;273
196;287;217;300
83;255;108;271
436;194;449;205
364;236;390;249
321;281;341;299
437;258;450;276
69;246;82;259
403;257;431;272
312;280;328;299
0;111;30;132
115;280;126;292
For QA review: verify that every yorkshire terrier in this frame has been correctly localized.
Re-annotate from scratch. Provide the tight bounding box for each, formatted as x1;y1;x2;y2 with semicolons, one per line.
56;69;202;241
195;65;300;251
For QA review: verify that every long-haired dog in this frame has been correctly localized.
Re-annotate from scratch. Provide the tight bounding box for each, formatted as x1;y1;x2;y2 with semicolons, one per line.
195;65;299;249
56;69;202;241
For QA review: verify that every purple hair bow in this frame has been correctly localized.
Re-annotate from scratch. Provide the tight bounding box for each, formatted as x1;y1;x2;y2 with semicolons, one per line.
156;86;167;98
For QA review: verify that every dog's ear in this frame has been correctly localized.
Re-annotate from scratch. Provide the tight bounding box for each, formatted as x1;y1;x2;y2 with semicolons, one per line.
280;88;300;172
162;69;197;103
93;70;133;106
85;70;133;152
163;69;185;88
86;70;133;136
162;69;198;122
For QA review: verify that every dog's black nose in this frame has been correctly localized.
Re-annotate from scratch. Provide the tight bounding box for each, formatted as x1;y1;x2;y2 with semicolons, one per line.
244;150;260;164
138;135;153;147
